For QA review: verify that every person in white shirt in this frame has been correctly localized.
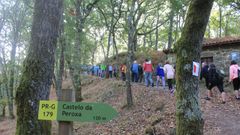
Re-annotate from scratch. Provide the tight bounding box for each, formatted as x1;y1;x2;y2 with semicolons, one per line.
164;61;175;94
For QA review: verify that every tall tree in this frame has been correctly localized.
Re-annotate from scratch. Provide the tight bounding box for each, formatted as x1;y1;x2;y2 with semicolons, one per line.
97;0;123;62
217;1;223;37
15;0;63;134
125;0;137;107
168;2;174;49
69;0;99;102
0;1;6;31
8;0;29;119
54;1;66;100
175;0;214;135
155;4;161;50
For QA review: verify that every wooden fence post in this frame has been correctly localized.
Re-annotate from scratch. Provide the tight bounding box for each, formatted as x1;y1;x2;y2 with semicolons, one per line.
58;89;73;135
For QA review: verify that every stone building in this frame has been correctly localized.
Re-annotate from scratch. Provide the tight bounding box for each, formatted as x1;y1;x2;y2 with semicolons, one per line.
164;36;240;75
201;36;240;75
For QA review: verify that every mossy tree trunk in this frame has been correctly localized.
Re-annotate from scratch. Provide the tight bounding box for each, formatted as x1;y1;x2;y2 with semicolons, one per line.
8;38;16;119
175;0;214;135
8;28;19;119
125;0;138;107
15;0;63;135
168;9;174;49
155;5;160;50
71;0;99;102
55;5;66;100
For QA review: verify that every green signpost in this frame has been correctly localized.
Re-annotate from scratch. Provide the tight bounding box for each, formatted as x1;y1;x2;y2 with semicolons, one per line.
38;100;118;123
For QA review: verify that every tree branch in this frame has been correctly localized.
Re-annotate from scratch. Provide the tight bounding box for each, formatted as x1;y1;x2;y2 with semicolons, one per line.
137;18;170;36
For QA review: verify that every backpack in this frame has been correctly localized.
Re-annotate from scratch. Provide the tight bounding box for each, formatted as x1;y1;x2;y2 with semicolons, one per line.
208;69;220;83
216;69;225;81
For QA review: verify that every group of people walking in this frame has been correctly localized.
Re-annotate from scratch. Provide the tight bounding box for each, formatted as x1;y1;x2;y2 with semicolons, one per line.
91;59;176;95
201;60;240;104
91;59;240;102
91;64;119;78
91;59;175;93
122;59;175;93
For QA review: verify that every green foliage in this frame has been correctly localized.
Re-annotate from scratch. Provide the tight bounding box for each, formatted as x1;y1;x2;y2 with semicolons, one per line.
0;99;7;106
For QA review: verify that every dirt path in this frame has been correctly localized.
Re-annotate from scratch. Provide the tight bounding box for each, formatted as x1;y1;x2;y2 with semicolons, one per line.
203;97;240;135
1;77;240;135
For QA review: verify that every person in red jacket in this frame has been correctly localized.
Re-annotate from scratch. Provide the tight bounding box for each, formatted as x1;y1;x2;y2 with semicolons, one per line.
143;59;154;87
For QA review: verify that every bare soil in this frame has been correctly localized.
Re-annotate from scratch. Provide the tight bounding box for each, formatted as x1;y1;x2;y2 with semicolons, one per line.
1;76;240;135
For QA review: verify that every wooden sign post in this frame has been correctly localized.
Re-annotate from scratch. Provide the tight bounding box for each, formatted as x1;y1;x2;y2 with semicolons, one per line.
38;90;118;135
59;89;73;135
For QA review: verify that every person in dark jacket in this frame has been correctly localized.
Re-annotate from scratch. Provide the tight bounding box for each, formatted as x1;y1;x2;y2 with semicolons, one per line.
156;63;165;90
138;64;143;83
205;64;226;104
113;64;119;79
131;60;139;82
200;62;209;88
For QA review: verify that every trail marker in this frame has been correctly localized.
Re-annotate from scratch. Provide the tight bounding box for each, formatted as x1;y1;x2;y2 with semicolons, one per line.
192;61;200;77
38;100;118;123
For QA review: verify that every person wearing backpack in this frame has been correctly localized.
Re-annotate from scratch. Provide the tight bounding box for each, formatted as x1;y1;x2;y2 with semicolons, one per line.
120;63;127;81
138;64;143;83
205;64;226;103
113;64;119;79
229;60;240;100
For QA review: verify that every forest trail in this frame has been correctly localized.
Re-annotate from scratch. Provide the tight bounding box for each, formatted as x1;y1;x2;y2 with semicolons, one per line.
1;76;240;135
202;93;240;135
70;76;240;135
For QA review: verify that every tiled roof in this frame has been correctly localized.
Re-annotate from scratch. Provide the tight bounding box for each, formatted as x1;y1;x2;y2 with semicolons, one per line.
203;36;240;47
163;36;240;54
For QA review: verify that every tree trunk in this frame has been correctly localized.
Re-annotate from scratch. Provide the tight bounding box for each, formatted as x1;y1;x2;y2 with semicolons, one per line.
91;40;98;65
149;32;153;48
0;49;10;118
73;0;84;102
112;29;119;62
143;35;146;48
8;39;17;119
174;13;179;44
168;9;174;49
155;10;160;50
100;33;106;60
175;0;214;135
55;5;66;100
106;12;114;61
8;43;17;119
56;34;65;100
106;31;112;62
72;0;99;101
224;16;229;36
15;0;63;135
133;33;137;51
207;23;211;38
219;5;222;37
125;0;136;107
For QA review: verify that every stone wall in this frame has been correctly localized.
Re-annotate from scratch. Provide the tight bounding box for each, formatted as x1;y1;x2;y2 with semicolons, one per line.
164;44;240;77
202;45;240;76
